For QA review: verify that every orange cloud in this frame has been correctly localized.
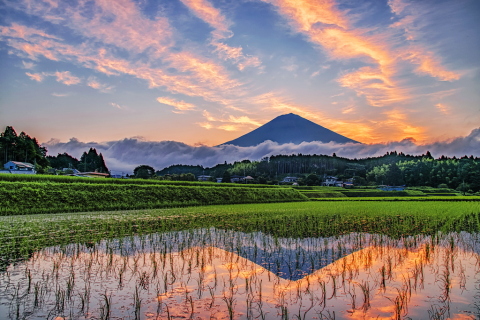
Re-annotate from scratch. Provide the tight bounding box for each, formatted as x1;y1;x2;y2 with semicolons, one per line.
435;103;450;115
212;42;262;70
260;0;406;107
51;71;81;85
179;0;261;70
0;22;60;40
310;28;393;68
388;1;461;82
200;110;262;132
25;72;43;82
87;77;114;93
4;0;246;104
402;48;460;81
157;97;197;113
262;0;348;31
179;0;231;38
337;67;409;107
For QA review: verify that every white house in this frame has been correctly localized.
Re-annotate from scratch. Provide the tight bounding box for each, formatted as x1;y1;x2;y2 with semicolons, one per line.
197;175;211;181
282;176;298;183
2;161;36;174
322;176;337;186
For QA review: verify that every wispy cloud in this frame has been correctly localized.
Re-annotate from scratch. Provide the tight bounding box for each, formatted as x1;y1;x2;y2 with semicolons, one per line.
22;60;36;69
110;102;125;110
25;72;43;82
1;0;246;106
199;110;262;131
435;103;450;115
180;0;262;70
51;71;81;85
157;97;197;113
388;0;461;82
87;77;114;93
51;92;70;97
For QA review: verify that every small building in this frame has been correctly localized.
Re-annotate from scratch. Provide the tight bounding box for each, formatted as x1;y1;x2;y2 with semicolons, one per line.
197;175;212;181
244;176;254;182
322;176;338;186
335;181;344;187
216;178;223;183
3;161;36;174
230;175;245;183
282;176;298;183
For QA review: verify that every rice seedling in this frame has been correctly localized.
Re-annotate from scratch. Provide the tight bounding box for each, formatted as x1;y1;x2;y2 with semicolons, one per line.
0;228;478;319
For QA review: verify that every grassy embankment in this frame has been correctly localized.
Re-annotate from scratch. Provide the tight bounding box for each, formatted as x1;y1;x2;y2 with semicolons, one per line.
0;180;307;215
1;201;479;270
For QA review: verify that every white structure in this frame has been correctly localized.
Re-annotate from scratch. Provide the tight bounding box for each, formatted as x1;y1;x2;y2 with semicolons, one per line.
197;175;211;181
2;161;36;174
322;176;337;186
282;176;298;183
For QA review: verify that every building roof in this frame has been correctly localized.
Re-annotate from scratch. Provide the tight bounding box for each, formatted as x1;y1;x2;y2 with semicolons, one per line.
7;161;35;169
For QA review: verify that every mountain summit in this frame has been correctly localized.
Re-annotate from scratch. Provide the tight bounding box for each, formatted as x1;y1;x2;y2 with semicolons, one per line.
219;113;360;146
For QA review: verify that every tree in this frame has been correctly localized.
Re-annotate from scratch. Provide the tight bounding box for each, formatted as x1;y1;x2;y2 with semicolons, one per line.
79;148;109;173
134;165;155;179
222;170;231;183
47;152;80;170
385;163;404;186
304;173;320;186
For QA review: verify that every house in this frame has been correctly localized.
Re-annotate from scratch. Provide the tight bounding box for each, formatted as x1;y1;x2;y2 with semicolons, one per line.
216;178;223;183
244;176;254;182
322;176;337;186
3;161;36;174
197;175;211;181
230;175;245;183
282;176;298;183
335;180;344;187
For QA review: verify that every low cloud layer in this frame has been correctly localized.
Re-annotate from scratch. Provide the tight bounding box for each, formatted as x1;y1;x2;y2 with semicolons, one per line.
44;128;480;174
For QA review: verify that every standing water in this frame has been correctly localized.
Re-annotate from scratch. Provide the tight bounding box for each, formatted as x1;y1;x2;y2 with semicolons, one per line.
0;229;479;319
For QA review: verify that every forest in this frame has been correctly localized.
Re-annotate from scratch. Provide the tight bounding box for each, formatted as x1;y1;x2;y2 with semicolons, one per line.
157;152;480;192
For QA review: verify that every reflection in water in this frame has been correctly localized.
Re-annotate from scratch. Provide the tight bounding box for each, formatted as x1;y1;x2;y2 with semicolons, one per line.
0;229;479;319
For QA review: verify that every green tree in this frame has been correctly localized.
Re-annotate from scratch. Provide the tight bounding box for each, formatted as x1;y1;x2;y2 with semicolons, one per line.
222;170;231;183
134;165;156;179
79;148;109;173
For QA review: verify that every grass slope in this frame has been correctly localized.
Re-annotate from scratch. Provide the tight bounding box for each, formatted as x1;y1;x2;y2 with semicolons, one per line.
0;181;307;215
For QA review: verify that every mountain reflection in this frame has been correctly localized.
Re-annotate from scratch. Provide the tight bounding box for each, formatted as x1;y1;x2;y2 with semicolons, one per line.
0;229;478;319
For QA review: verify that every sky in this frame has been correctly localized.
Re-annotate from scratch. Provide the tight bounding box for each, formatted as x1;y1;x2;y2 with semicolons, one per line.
1;0;479;172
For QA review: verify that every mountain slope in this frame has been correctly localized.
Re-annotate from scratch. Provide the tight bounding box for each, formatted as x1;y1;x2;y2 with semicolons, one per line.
219;113;360;146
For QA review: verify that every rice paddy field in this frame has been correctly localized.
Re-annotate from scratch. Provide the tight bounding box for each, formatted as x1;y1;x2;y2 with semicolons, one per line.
1;199;480;319
1;175;479;319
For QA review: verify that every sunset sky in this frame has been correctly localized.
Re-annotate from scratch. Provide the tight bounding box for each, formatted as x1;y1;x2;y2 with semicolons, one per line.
1;0;479;149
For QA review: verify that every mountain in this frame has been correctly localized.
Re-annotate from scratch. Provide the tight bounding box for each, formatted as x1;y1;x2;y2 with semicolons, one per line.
219;113;360;146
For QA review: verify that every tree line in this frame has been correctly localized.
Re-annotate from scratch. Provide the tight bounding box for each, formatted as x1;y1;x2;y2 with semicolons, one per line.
0;126;108;174
157;151;480;192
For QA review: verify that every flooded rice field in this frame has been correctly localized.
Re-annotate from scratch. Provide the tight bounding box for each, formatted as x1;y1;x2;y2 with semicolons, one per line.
1;229;479;319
